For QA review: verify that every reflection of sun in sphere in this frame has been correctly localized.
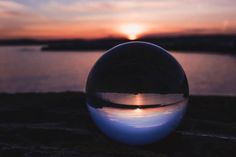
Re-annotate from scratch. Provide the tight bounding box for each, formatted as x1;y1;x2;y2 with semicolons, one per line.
86;41;189;145
135;108;142;113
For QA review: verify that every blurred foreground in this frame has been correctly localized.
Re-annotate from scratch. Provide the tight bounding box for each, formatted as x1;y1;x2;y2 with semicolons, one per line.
0;92;235;157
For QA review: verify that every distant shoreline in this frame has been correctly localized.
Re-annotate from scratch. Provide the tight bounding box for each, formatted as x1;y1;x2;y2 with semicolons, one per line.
41;35;236;53
0;34;235;54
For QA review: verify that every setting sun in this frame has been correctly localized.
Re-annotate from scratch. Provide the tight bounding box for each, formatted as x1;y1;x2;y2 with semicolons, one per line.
119;24;145;40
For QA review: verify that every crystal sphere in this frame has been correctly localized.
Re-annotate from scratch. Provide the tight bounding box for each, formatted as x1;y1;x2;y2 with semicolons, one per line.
86;41;189;145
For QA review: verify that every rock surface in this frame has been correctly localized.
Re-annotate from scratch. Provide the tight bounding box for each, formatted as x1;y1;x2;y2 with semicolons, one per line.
0;92;235;157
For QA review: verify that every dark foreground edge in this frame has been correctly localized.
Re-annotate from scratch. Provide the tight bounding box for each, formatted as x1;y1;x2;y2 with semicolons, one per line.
0;92;235;157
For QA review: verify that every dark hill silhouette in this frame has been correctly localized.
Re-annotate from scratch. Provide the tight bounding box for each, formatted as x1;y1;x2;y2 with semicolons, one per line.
40;34;236;53
0;34;236;53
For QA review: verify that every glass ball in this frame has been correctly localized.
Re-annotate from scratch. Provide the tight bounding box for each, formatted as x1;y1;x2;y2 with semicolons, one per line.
86;41;189;145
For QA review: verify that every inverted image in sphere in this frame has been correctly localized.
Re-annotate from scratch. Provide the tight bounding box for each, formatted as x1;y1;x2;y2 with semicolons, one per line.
86;41;189;145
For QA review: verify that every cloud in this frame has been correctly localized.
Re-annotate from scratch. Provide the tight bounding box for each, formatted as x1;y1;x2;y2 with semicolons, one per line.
0;0;236;39
0;0;26;11
0;0;32;20
43;0;177;14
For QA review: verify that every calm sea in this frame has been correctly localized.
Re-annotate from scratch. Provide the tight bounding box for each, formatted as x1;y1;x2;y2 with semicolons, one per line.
0;46;236;96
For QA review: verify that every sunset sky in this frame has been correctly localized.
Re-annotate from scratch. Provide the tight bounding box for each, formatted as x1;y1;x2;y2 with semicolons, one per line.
0;0;236;39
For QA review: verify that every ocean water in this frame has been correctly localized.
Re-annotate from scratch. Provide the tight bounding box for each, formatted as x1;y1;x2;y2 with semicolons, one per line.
0;46;236;95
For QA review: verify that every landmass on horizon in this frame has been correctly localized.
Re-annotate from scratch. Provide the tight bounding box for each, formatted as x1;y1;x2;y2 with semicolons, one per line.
0;34;235;53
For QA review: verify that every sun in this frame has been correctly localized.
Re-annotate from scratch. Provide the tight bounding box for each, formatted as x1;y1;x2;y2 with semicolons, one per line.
119;24;144;40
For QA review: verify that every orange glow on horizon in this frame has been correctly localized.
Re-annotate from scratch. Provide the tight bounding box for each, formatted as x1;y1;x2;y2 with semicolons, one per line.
0;1;236;39
118;24;146;40
1;22;235;40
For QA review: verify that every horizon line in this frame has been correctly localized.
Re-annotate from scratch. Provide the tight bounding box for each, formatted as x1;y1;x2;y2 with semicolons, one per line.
0;33;235;41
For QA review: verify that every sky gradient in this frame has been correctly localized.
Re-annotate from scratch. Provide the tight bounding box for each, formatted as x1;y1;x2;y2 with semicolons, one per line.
0;0;236;39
